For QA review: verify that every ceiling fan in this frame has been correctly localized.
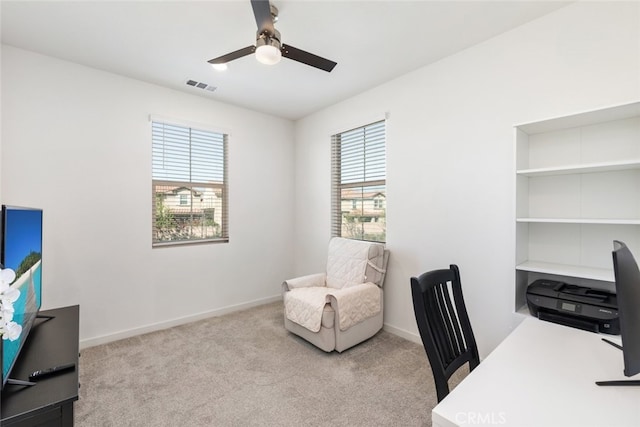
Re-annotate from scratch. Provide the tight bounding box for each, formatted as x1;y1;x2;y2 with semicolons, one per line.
208;0;337;72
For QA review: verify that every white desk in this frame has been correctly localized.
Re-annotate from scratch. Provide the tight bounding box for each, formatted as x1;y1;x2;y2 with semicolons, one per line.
432;317;640;427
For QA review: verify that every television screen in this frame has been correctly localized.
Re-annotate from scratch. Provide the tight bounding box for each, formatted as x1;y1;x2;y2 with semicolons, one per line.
1;205;43;389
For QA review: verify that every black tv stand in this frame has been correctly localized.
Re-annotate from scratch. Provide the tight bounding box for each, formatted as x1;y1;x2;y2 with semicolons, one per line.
1;306;79;426
602;337;623;351
5;378;36;387
595;338;640;387
596;380;640;386
3;315;62;388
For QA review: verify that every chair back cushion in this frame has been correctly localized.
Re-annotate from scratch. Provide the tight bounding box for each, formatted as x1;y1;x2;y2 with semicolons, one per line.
326;237;386;289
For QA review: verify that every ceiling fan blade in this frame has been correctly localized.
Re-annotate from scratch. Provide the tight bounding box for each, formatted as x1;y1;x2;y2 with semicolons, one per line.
208;45;256;64
281;44;337;73
251;0;275;35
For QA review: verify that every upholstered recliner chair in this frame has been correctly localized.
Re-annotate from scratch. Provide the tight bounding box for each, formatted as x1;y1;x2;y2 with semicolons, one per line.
282;237;389;352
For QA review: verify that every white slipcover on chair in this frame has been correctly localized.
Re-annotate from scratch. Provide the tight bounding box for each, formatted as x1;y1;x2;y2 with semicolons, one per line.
282;237;389;352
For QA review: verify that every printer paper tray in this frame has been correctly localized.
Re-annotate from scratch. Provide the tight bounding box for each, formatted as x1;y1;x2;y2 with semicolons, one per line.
538;310;600;334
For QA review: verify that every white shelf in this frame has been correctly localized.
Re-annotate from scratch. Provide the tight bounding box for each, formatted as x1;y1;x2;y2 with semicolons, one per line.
516;218;640;225
516;261;614;282
516;101;640;134
514;102;639;312
516;159;640;177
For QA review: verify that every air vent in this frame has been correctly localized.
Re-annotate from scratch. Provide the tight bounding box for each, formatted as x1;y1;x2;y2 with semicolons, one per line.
186;79;217;92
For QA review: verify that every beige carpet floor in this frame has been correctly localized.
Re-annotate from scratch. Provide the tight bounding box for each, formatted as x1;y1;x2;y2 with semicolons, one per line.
75;301;468;426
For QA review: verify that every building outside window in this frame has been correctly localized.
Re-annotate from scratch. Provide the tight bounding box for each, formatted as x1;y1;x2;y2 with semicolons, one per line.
151;119;228;246
373;197;384;210
331;119;386;243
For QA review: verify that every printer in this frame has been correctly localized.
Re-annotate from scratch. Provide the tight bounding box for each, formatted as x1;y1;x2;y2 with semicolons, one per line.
526;279;619;335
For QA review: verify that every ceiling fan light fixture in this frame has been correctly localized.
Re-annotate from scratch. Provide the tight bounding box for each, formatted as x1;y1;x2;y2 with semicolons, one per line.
255;30;282;65
256;44;281;65
210;62;228;71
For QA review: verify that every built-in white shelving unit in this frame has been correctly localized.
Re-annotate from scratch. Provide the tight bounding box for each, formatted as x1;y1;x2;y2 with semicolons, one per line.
515;101;640;312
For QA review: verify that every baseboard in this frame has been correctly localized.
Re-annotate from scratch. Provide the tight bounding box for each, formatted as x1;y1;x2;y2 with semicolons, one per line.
80;295;282;349
383;323;422;345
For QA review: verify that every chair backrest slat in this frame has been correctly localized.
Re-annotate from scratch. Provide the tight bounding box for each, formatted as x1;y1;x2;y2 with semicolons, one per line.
427;286;452;364
431;284;456;364
439;281;463;360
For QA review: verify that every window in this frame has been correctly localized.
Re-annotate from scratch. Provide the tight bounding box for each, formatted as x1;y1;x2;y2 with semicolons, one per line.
152;120;228;246
331;119;386;243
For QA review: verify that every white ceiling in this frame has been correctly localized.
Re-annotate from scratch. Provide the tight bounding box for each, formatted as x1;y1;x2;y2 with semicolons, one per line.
1;0;570;120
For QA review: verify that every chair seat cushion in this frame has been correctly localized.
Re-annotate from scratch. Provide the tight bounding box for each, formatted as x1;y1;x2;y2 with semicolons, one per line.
327;283;381;331
284;287;332;332
284;283;382;333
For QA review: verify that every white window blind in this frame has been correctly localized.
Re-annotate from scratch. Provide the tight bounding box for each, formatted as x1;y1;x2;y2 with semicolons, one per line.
152;121;228;246
331;120;386;242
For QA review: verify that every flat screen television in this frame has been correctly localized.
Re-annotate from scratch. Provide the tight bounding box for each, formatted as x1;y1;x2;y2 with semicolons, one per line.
596;240;640;386
1;205;43;389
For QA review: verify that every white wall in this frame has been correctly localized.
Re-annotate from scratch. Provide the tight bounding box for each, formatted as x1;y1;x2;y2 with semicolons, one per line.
1;46;295;346
293;1;640;356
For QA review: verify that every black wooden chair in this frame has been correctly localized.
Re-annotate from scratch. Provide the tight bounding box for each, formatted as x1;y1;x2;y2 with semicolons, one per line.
410;264;480;402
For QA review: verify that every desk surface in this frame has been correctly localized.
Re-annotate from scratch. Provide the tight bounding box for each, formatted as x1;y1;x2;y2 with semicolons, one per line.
432;317;640;427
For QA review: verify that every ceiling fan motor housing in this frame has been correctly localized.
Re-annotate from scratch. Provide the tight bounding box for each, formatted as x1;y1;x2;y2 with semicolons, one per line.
256;28;281;50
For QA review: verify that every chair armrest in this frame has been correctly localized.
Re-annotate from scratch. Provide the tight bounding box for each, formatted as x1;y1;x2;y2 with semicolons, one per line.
327;283;382;331
327;282;380;300
282;273;326;292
